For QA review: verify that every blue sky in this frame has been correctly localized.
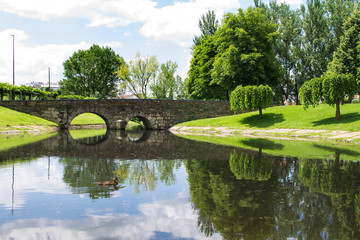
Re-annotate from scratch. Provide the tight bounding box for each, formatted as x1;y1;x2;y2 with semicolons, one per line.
0;0;304;86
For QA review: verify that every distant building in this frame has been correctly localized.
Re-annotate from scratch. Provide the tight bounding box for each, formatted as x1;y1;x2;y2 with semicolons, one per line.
25;81;60;91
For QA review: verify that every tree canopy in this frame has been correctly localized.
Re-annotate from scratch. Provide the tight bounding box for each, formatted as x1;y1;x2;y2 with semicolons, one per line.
150;61;180;100
299;74;357;119
327;3;360;84
211;7;281;97
118;52;159;99
187;7;281;101
60;44;124;98
230;84;273;119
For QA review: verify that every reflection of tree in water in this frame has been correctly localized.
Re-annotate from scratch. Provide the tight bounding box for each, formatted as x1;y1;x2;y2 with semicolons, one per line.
230;151;272;181
186;157;277;239
299;159;360;238
120;160;182;193
186;151;360;239
60;157;183;198
60;157;124;199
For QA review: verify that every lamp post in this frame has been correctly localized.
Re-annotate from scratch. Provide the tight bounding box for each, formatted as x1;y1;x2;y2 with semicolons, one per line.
11;35;15;86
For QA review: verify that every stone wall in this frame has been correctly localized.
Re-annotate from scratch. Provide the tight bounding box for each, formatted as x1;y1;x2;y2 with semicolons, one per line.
0;99;233;129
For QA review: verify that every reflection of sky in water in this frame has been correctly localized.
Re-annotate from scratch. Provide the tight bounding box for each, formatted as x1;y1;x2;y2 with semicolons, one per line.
0;157;220;239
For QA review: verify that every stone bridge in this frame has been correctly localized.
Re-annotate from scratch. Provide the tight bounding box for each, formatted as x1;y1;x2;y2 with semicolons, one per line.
0;99;232;129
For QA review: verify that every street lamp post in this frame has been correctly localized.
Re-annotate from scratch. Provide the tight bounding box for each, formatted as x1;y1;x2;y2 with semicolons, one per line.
11;35;15;86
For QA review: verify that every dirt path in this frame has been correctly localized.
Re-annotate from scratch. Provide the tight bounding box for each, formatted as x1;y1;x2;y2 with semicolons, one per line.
170;126;360;144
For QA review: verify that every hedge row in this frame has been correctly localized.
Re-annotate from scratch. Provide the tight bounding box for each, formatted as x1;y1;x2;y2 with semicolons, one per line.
0;83;95;100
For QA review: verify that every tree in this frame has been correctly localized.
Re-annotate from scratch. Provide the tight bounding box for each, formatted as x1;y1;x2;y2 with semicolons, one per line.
230;85;273;119
193;10;218;47
267;1;302;104
60;44;124;98
299;74;357;120
187;36;227;100
327;3;360;85
298;0;332;81
211;7;281;99
118;52;159;99
150;61;178;99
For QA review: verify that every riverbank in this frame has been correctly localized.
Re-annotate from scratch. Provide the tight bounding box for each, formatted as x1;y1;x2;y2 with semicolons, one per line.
170;126;360;144
172;104;360;144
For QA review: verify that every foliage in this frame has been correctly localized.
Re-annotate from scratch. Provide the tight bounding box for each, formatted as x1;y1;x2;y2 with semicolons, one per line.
265;1;302;104
300;74;357;119
60;44;124;99
118;52;159;99
0;83;58;100
150;61;179;99
299;77;323;109
327;3;360;85
193;10;219;47
211;7;281;98
230;85;273;119
187;36;227;100
229;151;272;181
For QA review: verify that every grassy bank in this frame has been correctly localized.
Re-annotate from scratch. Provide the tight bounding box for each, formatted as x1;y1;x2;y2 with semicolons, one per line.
0;106;57;132
177;104;360;132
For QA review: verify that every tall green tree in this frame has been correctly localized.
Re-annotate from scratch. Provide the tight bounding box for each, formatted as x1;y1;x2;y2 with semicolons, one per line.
211;7;281;99
299;0;332;81
193;10;218;47
328;3;360;84
60;44;124;98
187;36;227;100
118;52;159;99
267;0;302;104
150;61;178;99
326;0;357;52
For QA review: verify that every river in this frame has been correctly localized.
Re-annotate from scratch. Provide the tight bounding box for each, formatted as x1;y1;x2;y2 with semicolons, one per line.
0;129;360;239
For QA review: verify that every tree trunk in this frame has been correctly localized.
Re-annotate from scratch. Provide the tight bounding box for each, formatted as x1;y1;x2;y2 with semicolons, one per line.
259;107;263;119
336;102;341;120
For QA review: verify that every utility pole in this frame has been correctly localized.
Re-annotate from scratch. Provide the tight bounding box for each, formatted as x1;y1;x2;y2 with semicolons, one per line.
11;35;15;85
48;67;51;89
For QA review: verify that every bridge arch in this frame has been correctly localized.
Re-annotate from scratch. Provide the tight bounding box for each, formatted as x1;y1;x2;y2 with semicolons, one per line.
67;111;110;129
125;115;152;130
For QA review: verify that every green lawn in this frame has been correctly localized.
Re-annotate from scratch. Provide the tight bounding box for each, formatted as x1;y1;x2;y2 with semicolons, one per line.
178;103;360;132
0;106;56;130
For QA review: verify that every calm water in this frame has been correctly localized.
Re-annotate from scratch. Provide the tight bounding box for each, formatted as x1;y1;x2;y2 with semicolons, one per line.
1;130;360;239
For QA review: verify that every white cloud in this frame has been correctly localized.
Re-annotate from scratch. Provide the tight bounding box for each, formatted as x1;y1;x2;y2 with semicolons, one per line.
0;29;123;85
0;192;221;239
138;0;240;46
0;0;240;46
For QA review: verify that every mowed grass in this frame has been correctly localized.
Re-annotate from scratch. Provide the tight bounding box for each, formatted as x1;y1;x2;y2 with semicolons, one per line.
178;104;360;132
0;106;56;129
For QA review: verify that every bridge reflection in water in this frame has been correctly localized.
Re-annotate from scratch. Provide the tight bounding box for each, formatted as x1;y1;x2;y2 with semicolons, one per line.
0;130;249;162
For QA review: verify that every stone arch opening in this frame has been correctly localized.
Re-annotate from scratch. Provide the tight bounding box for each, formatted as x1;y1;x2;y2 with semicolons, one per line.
125;116;151;131
69;113;108;129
